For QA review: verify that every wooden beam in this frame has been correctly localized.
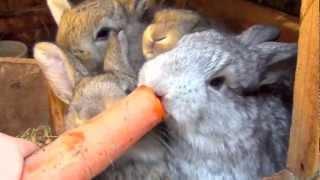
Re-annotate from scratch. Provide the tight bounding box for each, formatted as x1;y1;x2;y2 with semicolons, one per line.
263;169;296;180
182;0;299;42
287;0;320;178
47;89;66;135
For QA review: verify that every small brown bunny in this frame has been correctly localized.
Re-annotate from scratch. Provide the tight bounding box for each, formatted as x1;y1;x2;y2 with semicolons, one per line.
47;0;161;74
34;31;169;179
142;9;212;59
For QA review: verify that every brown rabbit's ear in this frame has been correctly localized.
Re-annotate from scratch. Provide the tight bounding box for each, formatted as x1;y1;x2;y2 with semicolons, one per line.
119;0;159;18
47;0;72;25
34;42;79;104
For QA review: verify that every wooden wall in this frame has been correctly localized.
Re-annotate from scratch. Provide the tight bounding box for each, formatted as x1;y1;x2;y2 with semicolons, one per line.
287;0;319;178
0;58;50;136
0;0;56;56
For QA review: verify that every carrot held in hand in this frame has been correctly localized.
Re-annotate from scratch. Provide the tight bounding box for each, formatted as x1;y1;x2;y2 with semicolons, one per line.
21;86;165;180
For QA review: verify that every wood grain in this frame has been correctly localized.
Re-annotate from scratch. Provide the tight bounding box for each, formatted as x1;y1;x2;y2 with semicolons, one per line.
176;0;299;42
0;58;50;136
0;58;66;135
287;0;320;178
0;0;56;49
262;170;296;180
47;89;66;135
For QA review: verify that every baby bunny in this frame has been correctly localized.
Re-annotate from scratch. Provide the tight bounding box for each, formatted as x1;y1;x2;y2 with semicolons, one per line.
48;0;160;74
139;29;296;179
142;9;212;59
34;31;169;180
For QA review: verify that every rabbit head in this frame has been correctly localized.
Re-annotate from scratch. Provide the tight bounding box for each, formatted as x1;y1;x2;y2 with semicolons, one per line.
142;9;210;59
34;31;136;130
48;0;159;73
139;28;295;179
139;28;296;125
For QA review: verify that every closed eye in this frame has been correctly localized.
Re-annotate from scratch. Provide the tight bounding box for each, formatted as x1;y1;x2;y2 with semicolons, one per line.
95;27;111;41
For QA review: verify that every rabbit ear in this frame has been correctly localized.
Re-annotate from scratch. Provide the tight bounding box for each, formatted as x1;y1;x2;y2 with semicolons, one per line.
250;42;297;87
259;59;296;86
126;0;159;18
252;42;297;66
236;25;280;46
47;0;72;25
104;31;136;76
34;42;83;104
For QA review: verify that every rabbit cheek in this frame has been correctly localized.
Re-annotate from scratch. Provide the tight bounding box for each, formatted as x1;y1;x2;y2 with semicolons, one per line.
138;60;161;87
161;85;205;126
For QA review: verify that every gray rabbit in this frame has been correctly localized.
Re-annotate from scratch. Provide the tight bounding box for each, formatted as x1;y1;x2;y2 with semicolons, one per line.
139;28;296;179
34;31;169;180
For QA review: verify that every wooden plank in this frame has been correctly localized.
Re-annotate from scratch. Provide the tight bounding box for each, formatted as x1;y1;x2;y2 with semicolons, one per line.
286;0;320;179
0;58;66;135
174;0;188;7
47;89;66;135
182;0;299;42
262;170;296;180
0;11;55;35
0;58;37;64
0;58;50;136
0;1;9;11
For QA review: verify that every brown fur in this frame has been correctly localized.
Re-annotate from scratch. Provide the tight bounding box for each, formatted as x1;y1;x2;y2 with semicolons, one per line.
50;0;162;73
142;9;211;59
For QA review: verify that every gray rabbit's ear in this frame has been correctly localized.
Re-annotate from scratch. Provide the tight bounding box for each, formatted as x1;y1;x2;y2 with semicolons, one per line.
252;42;297;86
47;0;72;25
236;25;280;46
259;59;296;86
33;42;84;104
104;31;136;76
252;42;297;65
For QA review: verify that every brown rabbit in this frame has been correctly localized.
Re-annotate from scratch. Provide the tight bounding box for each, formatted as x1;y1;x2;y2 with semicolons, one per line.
47;0;162;74
142;9;215;59
34;31;169;179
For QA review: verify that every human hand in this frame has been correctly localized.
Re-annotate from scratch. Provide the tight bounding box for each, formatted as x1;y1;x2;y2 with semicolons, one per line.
0;132;39;180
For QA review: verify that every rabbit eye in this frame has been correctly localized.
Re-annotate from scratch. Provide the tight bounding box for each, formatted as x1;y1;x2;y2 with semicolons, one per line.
96;27;110;41
210;77;225;90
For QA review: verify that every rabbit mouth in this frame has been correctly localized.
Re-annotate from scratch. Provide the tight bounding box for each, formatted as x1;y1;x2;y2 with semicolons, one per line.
144;51;155;59
124;88;133;95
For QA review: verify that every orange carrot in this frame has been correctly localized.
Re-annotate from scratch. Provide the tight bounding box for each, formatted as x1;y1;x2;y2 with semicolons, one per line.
21;86;165;180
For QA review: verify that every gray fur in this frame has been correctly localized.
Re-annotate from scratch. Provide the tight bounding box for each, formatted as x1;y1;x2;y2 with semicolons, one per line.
139;29;295;179
236;24;280;46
